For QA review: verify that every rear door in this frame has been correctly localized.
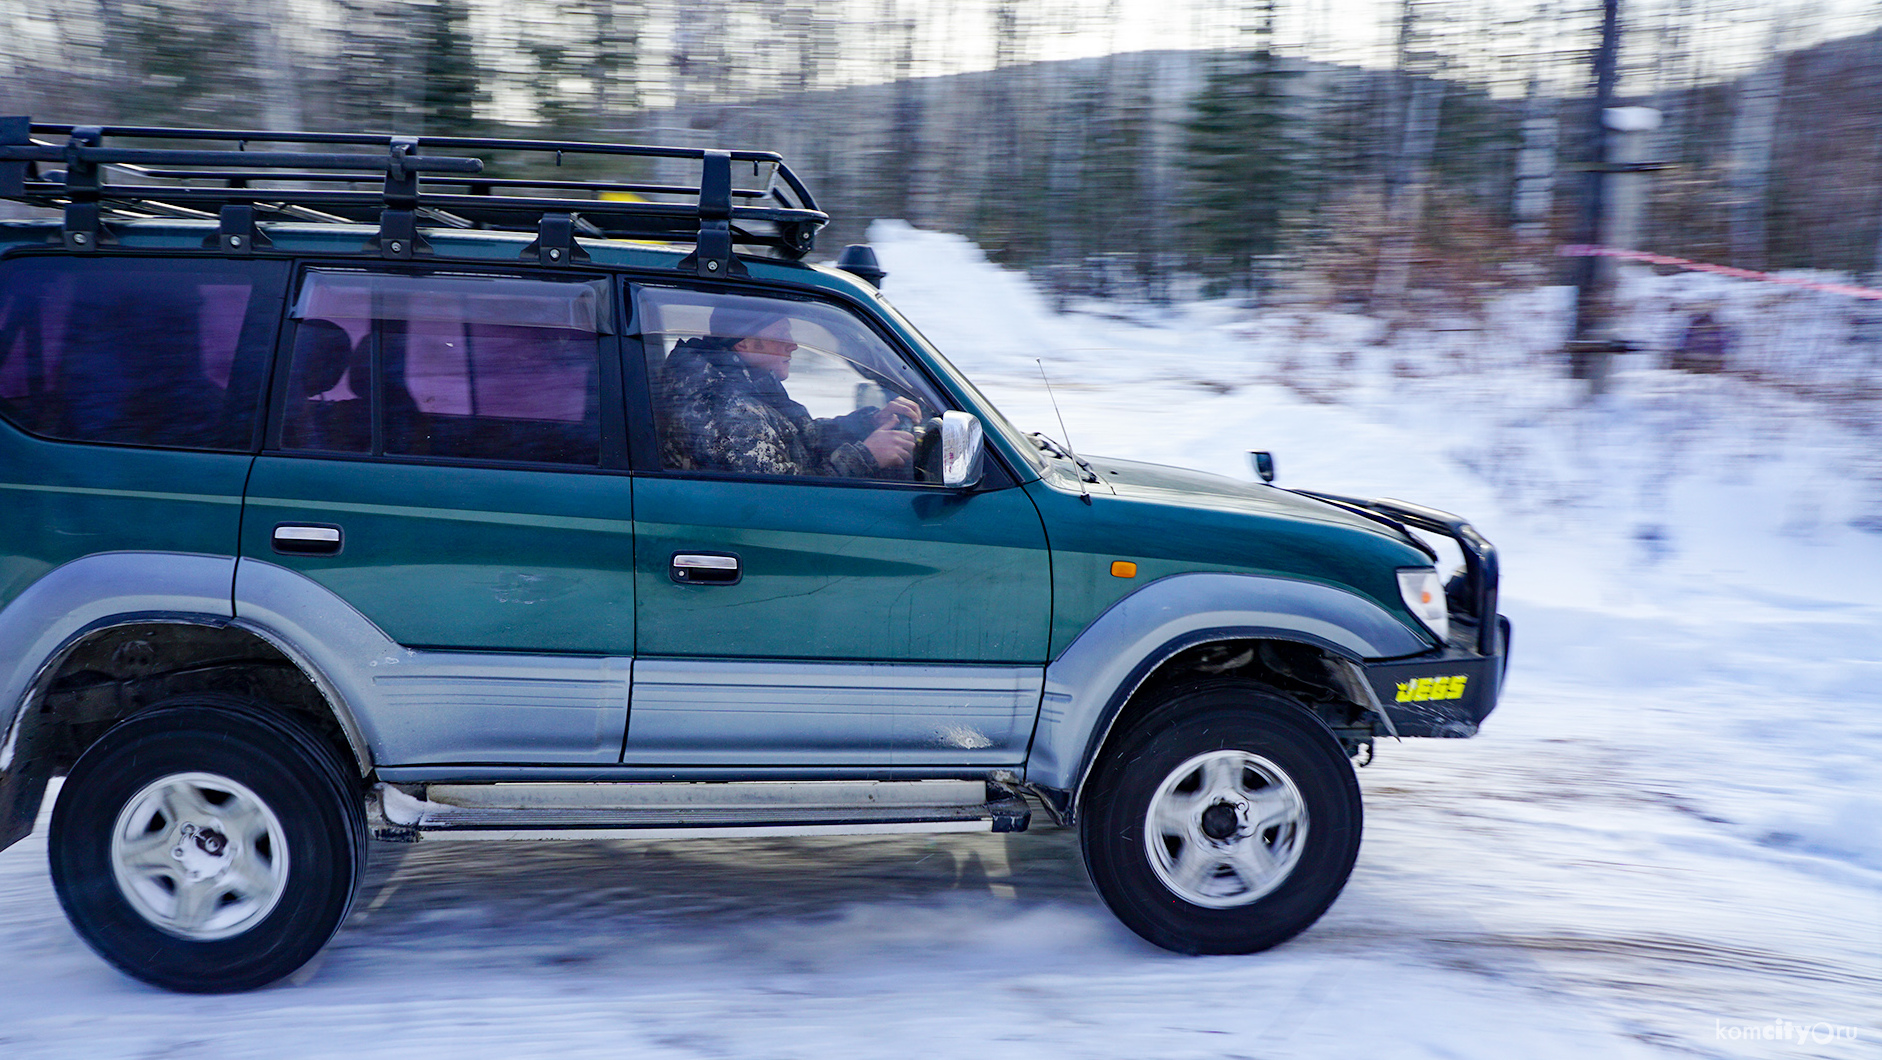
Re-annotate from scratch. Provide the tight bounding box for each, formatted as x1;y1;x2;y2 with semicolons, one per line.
238;267;636;765
0;253;284;606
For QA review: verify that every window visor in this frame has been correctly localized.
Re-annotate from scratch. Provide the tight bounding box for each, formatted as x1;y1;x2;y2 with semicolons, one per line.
293;272;614;335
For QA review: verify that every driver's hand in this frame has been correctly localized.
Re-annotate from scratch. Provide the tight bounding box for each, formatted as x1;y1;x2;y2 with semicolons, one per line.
862;425;916;468
873;397;921;431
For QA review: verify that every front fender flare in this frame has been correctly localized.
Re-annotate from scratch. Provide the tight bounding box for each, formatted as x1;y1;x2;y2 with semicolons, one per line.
1025;572;1429;804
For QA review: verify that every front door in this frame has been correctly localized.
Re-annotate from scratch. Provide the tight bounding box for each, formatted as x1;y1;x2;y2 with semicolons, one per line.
239;267;635;765
626;284;1051;769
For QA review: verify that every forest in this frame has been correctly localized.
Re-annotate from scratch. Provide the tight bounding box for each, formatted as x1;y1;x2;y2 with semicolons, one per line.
5;0;1882;310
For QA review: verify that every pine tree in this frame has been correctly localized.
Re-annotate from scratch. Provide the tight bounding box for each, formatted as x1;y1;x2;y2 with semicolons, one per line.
1181;0;1302;298
420;0;485;137
520;0;645;137
105;0;251;124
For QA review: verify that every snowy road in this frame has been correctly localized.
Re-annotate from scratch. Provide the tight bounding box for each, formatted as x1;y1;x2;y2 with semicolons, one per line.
0;226;1877;1058
0;674;1871;1059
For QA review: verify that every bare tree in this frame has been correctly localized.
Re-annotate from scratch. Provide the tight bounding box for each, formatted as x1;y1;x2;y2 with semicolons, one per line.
1728;13;1785;268
1372;0;1444;309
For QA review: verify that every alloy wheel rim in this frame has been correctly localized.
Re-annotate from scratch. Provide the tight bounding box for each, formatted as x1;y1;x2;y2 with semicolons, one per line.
1144;749;1307;908
109;771;290;940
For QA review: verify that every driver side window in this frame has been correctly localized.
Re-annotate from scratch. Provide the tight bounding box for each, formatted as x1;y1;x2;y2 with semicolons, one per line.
635;286;950;483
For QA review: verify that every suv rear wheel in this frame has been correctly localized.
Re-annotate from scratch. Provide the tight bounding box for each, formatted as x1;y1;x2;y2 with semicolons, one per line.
49;696;365;992
1079;682;1362;954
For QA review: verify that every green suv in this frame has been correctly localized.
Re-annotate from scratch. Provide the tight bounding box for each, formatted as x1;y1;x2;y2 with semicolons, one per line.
0;120;1508;992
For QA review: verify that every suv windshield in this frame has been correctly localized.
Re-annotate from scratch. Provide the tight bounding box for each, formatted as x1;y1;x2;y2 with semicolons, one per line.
870;296;1046;474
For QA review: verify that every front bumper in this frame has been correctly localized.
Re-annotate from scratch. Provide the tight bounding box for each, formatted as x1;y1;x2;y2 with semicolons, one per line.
1363;616;1511;737
1300;492;1511;739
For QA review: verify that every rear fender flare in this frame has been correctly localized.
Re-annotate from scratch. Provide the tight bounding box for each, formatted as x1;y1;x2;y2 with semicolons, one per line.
0;553;250;851
0;553;377;782
0;552;237;770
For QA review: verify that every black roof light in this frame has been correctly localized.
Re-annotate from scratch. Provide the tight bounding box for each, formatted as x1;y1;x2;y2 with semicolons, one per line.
835;243;886;288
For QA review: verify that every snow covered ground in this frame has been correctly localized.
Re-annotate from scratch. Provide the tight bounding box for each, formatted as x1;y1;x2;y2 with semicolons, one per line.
0;224;1875;1058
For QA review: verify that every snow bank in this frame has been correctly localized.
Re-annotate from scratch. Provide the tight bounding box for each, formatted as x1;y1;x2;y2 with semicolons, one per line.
864;220;1078;379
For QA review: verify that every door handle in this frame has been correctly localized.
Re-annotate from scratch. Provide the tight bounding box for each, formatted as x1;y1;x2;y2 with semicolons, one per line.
273;524;343;556
671;552;740;585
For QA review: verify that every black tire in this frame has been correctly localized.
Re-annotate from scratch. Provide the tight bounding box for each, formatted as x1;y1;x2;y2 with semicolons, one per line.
1079;682;1362;955
49;695;366;993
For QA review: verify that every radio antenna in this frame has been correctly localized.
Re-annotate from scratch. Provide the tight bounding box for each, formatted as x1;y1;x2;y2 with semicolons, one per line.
1036;358;1092;504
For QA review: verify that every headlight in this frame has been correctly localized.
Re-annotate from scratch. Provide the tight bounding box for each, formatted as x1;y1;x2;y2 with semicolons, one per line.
1397;568;1450;644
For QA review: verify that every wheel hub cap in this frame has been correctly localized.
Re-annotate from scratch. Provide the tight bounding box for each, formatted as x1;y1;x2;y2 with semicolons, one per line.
1199;801;1242;841
111;771;290;940
170;822;235;880
1144;749;1308;908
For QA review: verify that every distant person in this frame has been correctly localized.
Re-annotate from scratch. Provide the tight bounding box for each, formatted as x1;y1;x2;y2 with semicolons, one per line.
658;304;920;477
1671;308;1729;373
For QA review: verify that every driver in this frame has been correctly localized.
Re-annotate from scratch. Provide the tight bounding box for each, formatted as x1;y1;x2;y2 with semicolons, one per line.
657;304;920;477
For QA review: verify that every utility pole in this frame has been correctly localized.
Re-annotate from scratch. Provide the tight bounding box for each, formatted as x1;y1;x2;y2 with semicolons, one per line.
1566;0;1622;396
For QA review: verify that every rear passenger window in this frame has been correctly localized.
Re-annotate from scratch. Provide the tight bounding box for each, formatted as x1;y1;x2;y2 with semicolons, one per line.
283;271;608;466
0;256;285;451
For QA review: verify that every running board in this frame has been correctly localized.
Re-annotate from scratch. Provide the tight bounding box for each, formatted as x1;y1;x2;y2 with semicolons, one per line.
368;779;1031;842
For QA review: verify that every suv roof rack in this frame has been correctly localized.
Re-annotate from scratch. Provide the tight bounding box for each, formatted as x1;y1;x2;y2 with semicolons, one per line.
0;118;826;275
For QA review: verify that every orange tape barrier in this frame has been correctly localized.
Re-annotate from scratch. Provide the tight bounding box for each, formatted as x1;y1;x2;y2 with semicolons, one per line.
1557;245;1882;301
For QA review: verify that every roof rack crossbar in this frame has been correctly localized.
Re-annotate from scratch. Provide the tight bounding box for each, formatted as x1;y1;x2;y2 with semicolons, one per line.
0;143;484;175
17;124;787;164
115;169;773;200
53;184;811;223
1;119;828;261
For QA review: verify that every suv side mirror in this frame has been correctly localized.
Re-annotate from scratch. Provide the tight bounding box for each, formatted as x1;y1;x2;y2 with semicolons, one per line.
1249;450;1276;483
941;411;985;489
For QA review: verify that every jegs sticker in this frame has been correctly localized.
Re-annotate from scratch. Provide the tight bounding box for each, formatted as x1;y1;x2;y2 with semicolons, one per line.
1396;675;1468;702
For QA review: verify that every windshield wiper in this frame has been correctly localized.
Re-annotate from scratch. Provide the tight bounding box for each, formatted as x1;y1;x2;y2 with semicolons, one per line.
1030;432;1099;483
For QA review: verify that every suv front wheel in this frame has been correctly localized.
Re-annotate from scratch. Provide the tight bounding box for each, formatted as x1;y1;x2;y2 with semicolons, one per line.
49;696;366;992
1079;682;1363;954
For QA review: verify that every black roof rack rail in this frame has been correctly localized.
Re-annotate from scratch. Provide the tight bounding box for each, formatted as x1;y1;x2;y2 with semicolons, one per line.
0;119;827;271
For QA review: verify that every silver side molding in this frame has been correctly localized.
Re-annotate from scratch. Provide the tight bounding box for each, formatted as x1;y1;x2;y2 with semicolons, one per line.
234;559;630;766
424;779;988;810
403;821;994;842
369;779;1030;841
625;658;1041;767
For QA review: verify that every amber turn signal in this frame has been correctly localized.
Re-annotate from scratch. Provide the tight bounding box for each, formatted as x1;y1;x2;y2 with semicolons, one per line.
1110;561;1137;578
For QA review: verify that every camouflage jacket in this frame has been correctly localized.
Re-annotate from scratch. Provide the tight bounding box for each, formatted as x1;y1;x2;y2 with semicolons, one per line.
657;339;880;477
